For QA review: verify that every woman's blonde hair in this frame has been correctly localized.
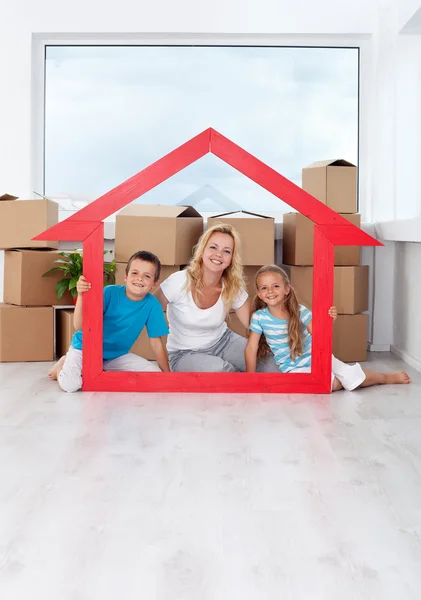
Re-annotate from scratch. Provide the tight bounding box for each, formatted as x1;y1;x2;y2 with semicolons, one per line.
185;223;245;307
252;265;304;360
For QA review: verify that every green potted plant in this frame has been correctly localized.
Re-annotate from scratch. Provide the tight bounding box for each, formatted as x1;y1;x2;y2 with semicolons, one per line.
43;249;116;302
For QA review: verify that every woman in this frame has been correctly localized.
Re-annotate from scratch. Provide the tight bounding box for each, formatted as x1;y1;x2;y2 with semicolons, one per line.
155;223;254;372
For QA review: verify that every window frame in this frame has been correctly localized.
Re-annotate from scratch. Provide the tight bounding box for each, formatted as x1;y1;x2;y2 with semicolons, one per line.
33;33;367;224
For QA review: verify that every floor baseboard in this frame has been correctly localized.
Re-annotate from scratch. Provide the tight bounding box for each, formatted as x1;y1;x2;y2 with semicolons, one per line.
391;345;421;373
368;344;391;352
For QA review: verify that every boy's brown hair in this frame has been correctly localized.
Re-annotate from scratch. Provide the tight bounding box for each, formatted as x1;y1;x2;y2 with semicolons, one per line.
125;250;161;282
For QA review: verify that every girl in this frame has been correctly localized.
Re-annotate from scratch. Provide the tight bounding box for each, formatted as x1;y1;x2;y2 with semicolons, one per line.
154;223;250;372
245;265;411;391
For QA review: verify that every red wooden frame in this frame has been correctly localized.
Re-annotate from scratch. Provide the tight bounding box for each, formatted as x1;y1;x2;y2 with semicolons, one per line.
34;128;382;394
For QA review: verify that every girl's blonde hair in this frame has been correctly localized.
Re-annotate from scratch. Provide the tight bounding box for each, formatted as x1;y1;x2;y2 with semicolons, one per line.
252;265;304;360
185;223;245;307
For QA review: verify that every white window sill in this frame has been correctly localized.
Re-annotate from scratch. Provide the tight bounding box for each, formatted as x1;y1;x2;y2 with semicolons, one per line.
374;218;421;243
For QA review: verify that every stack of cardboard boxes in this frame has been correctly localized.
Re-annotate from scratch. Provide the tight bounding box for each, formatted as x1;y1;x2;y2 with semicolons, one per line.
282;160;369;362
206;211;276;338
114;205;204;359
0;194;71;362
0;189;368;365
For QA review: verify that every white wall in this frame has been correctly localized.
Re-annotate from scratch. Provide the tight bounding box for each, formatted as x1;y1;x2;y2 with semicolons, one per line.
5;0;380;35
2;0;421;369
366;1;421;368
0;0;381;200
399;0;421;31
393;243;421;370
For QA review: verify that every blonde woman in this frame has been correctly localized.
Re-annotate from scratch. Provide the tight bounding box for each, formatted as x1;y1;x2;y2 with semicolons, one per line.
154;223;252;372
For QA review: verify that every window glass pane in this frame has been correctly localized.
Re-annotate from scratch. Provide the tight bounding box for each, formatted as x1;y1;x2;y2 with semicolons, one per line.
45;45;358;216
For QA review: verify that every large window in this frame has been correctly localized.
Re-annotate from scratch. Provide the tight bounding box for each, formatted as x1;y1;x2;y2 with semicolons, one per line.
44;45;359;216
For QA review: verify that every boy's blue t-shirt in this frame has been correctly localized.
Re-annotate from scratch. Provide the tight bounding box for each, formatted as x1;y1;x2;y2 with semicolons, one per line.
71;285;169;361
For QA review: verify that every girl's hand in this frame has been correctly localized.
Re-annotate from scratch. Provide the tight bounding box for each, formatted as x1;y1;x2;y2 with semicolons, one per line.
328;306;337;321
76;275;91;295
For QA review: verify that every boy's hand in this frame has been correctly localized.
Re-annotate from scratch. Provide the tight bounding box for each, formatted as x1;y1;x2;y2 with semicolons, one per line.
328;306;337;321
76;275;91;295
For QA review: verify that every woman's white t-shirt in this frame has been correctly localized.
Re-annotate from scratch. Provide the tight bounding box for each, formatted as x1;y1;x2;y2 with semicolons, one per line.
160;270;248;352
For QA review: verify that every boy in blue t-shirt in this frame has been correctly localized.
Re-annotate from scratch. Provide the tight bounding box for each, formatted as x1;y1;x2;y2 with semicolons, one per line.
49;250;170;392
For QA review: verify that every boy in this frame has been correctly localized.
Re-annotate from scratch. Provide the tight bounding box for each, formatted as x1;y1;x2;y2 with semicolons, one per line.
49;250;170;392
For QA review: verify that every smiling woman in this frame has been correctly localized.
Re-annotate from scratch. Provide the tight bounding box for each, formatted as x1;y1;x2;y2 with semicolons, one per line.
44;44;359;217
153;223;278;373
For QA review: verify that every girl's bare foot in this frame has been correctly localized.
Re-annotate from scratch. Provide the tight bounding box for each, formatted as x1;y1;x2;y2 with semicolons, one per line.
48;355;66;380
332;377;343;392
384;371;411;385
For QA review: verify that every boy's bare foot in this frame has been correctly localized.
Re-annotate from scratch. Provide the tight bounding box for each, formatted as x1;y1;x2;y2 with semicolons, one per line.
48;355;66;380
384;371;411;385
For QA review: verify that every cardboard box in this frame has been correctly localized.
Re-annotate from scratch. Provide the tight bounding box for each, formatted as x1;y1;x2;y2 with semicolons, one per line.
55;307;167;362
115;263;181;286
0;304;54;362
131;312;250;360
226;312;248;338
282;213;361;266
302;159;357;213
333;314;367;363
56;309;75;358
225;312;368;363
4;250;74;306
0;197;58;249
207;211;274;266
130;313;169;361
115;205;203;265
243;266;261;300
285;265;369;315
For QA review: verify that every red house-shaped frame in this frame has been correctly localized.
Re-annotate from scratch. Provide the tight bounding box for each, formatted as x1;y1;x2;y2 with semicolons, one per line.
34;128;381;394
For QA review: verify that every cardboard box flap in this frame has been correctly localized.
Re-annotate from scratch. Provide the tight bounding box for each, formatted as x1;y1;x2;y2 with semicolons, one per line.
305;159;355;168
118;204;201;218
0;193;18;201
209;210;273;220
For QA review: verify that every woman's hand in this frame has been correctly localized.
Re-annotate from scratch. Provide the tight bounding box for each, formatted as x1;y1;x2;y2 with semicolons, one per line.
76;275;91;295
328;306;338;321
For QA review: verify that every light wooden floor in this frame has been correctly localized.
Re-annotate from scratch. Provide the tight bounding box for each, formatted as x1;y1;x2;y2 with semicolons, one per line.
1;353;421;600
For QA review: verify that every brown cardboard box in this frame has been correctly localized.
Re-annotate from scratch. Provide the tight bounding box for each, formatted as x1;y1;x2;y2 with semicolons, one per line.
243;266;261;299
114;205;203;265
282;213;361;266
118;263;258;296
130;313;169;360
56;309;75;358
302;159;357;213
115;263;181;286
131;311;250;360
207;211;275;265
285;265;369;315
0;304;54;362
332;314;367;363
4;250;74;306
226;312;248;338
0;198;58;249
55;307;167;362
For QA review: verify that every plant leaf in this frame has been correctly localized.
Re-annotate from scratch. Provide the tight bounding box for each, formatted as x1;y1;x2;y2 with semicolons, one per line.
69;276;79;290
42;267;65;276
56;278;70;300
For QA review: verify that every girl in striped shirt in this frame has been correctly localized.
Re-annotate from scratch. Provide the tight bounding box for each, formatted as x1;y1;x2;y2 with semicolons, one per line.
245;265;411;391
